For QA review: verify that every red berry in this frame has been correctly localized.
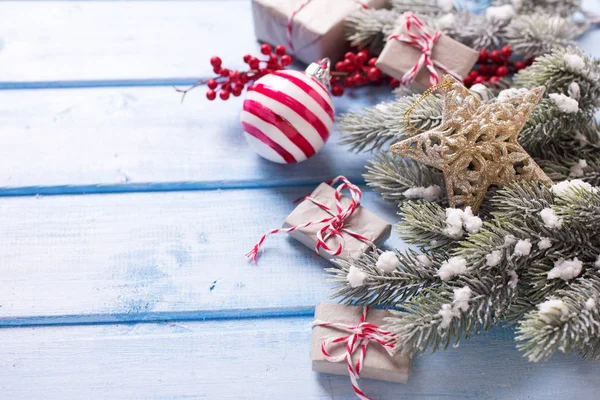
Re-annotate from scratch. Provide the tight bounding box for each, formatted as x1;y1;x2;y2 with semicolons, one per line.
213;66;222;74
243;54;252;63
497;65;509;77
260;44;272;55
514;61;527;71
219;90;230;100
249;59;260;69
232;88;243;97
501;45;512;59
469;70;479;78
343;77;355;88
490;50;503;64
489;76;500;86
355;51;368;65
478;65;490;75
478;49;489;63
344;52;356;62
241;75;250;84
367;67;381;81
206;89;217;101
368;57;378;66
275;45;286;56
389;78;400;87
229;70;240;80
220;68;230;77
269;54;278;63
344;59;356;72
210;56;222;67
331;85;344;97
490;64;499;75
335;61;346;72
474;76;486;85
330;77;339;85
280;55;292;67
526;57;535;65
463;75;474;87
207;79;218;89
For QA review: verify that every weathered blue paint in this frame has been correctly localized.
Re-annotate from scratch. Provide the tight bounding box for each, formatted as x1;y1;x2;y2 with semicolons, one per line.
0;0;599;398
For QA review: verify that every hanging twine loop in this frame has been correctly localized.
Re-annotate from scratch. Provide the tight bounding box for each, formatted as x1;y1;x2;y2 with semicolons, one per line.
246;176;374;261
388;12;462;87
286;0;369;53
403;75;453;136
312;307;397;400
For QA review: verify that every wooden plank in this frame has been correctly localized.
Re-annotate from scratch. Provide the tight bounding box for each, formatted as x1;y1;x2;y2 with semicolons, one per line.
0;86;390;193
0;0;598;85
1;317;599;399
0;1;256;84
0;186;407;325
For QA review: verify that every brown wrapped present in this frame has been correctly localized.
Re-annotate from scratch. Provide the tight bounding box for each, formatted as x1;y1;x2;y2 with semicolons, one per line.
283;181;391;262
251;0;389;65
311;302;411;387
246;177;391;263
375;12;478;90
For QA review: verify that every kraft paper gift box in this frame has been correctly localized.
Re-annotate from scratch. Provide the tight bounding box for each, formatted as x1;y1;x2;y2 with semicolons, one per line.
375;13;479;90
311;302;411;384
283;182;391;263
251;0;389;65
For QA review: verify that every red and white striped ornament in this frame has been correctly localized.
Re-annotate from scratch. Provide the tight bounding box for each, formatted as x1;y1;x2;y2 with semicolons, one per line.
241;60;334;164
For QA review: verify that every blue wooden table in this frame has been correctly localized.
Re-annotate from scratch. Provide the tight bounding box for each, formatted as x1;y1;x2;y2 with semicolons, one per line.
1;1;600;399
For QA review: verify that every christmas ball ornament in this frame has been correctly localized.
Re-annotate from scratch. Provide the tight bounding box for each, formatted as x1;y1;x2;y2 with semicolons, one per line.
240;59;334;164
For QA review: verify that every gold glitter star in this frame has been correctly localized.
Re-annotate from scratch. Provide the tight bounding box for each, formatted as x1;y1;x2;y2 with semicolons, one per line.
390;75;552;213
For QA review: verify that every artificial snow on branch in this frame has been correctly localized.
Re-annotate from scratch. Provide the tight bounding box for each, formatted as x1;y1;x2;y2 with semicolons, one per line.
339;94;443;153
344;0;586;58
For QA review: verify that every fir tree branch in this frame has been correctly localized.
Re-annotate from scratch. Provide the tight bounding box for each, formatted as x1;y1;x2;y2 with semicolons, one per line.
364;153;445;202
515;47;600;112
493;0;582;17
328;250;441;308
345;9;399;55
539;154;600;186
580;336;600;361
555;186;600;231
442;12;505;50
503;15;582;59
385;272;516;356
516;271;600;362
396;201;458;249
339;94;443;153
519;99;582;156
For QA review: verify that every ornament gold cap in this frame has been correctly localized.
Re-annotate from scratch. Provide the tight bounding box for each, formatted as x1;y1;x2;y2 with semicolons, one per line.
305;58;332;90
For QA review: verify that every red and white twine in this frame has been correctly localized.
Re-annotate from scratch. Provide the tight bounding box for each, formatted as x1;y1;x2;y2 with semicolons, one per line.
286;0;369;53
246;176;374;261
388;12;462;87
313;307;397;400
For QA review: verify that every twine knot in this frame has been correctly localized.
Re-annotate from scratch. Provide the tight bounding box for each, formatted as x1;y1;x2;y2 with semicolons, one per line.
312;307;397;400
389;12;461;87
246;176;374;261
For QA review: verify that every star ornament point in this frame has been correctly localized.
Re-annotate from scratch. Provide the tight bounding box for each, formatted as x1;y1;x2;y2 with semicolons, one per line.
391;75;552;212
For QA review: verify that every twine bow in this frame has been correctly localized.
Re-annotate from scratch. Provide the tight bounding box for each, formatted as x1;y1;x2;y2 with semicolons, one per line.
287;0;369;53
389;12;462;87
312;307;397;400
246;176;374;261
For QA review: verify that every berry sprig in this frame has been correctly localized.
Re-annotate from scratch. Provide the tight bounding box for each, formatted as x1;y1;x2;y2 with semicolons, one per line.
176;44;292;101
329;50;397;97
464;45;533;88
